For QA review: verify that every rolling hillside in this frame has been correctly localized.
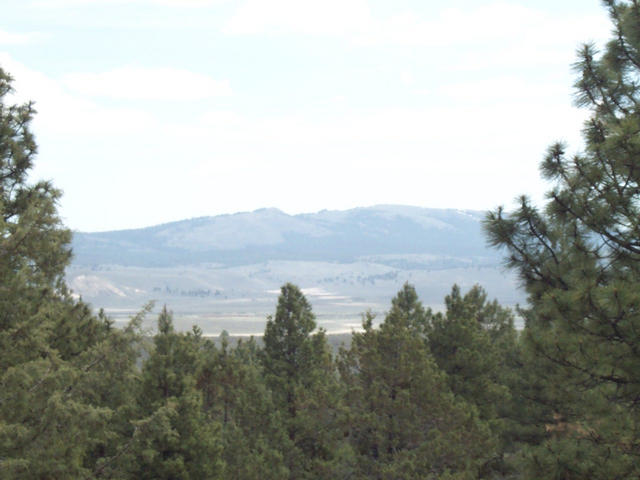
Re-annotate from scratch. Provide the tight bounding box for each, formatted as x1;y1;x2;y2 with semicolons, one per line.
68;205;521;334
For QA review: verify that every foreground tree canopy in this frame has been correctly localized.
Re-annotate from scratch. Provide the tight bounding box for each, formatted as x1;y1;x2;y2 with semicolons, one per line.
2;1;640;478
0;67;130;478
485;0;640;477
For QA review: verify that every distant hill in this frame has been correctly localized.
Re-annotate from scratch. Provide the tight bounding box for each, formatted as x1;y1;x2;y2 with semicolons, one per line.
72;205;500;268
68;205;520;334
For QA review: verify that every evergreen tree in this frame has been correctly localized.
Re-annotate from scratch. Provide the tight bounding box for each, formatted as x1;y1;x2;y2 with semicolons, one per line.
339;284;496;479
427;284;519;476
261;283;343;479
262;283;321;397
138;306;201;409
428;285;515;425
485;1;640;477
0;67;145;479
123;307;223;479
197;335;289;479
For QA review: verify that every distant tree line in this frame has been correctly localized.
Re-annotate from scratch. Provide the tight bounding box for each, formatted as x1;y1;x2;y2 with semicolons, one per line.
152;286;219;298
3;1;640;478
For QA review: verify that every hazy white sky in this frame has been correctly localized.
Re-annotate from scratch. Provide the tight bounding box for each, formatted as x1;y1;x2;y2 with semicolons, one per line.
2;0;611;231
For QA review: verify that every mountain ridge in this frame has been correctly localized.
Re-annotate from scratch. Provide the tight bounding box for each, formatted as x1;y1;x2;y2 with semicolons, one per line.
71;205;498;268
67;205;520;334
73;204;483;234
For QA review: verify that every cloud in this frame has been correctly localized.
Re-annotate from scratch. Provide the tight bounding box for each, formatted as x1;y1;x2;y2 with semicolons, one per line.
152;0;227;5
0;56;585;231
360;4;609;48
224;0;372;36
0;29;43;45
33;0;226;6
0;53;156;136
178;98;584;227
62;67;231;101
435;76;569;104
1;0;603;231
224;1;610;50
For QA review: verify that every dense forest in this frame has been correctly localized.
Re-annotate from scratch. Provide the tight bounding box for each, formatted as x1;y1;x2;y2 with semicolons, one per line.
2;1;640;478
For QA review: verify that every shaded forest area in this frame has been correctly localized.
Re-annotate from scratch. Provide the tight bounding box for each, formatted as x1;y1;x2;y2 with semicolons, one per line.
2;1;640;478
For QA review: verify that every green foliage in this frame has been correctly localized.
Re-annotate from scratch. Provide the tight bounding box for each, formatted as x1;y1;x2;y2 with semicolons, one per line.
262;283;321;391
484;1;640;477
428;285;515;424
0;67;148;479
11;2;640;469
339;284;496;479
139;306;202;409
261;283;344;479
0;65;71;370
198;336;289;479
0;64;519;479
427;285;521;477
123;307;223;479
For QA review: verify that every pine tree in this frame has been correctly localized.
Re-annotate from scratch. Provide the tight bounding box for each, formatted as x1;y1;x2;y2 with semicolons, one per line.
484;1;640;477
0;67;146;479
124;307;223;479
261;283;342;479
138;306;201;409
427;284;519;476
339;284;496;479
428;285;515;425
197;335;289;479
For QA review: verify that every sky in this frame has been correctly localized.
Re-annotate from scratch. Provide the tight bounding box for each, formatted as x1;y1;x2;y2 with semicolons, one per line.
2;0;612;232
